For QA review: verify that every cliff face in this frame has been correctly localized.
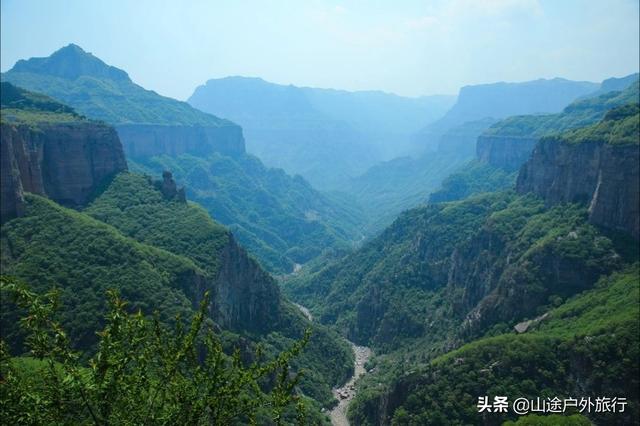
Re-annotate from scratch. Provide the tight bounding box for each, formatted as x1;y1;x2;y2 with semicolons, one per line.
116;124;245;159
475;135;538;171
0;122;127;223
212;233;281;333
516;138;639;239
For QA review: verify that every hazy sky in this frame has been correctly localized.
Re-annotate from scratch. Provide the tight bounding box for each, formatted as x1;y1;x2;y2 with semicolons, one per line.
2;0;638;100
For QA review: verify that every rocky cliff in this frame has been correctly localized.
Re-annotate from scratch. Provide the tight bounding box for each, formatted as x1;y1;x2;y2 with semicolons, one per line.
116;123;245;159
212;233;281;332
516;104;639;240
475;134;538;171
1;122;127;223
517;138;639;239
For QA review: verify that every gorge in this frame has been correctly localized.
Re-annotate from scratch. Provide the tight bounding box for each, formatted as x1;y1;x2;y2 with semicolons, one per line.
1;39;638;426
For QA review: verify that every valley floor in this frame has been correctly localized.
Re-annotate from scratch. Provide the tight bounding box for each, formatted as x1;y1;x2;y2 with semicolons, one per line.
330;344;372;426
294;304;372;426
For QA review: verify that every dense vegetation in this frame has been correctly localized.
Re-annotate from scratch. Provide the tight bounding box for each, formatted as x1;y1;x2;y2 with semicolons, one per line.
1;175;354;420
1;194;199;353
551;103;639;146
0;81;85;125
85;172;229;277
349;265;639;425
428;160;517;203
286;187;637;424
0;278;310;425
84;172;354;406
2;44;230;126
129;154;365;273
286;190;627;349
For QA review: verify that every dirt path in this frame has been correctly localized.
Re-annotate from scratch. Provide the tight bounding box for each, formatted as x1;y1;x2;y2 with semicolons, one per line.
329;343;372;426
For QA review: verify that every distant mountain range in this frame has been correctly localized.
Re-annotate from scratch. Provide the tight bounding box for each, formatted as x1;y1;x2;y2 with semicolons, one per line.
188;76;454;189
343;75;637;233
415;77;601;151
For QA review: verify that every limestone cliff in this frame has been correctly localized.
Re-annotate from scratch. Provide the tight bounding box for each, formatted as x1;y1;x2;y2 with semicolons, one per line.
212;233;281;333
1;122;127;223
116;123;245;159
516;135;639;240
475;134;538;171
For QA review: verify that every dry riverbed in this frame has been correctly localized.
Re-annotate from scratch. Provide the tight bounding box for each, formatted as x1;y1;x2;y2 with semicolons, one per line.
293;304;371;426
329;343;372;426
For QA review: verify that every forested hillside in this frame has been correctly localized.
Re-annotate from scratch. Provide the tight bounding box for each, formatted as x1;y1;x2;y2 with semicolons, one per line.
2;45;365;273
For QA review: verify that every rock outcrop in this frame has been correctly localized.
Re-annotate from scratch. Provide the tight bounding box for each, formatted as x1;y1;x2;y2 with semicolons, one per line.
1;122;127;223
517;138;639;239
154;171;186;202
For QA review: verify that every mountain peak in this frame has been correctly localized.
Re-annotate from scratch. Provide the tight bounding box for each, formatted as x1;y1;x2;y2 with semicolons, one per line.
9;43;131;82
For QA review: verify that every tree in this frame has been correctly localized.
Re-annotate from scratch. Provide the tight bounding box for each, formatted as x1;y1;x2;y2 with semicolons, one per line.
0;276;310;425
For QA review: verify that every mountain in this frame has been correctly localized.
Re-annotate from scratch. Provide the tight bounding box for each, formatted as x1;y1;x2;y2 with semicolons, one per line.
1;81;127;223
4;44;230;127
340;78;601;233
478;78;639;171
2;45;364;273
587;72;639;97
415;77;600;152
352;265;639;425
427;77;640;205
283;96;639;424
128;152;365;273
188;76;454;189
0;90;354;421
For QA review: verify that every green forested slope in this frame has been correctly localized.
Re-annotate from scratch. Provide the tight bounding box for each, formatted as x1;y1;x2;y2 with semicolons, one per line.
83;172;354;406
1;175;354;418
285;191;627;350
2;44;229;126
0;194;199;352
350;265;639;425
84;172;229;276
129;153;366;273
428;160;517;203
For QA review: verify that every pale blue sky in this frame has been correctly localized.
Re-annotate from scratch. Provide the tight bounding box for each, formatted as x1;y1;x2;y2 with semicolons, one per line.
2;0;638;100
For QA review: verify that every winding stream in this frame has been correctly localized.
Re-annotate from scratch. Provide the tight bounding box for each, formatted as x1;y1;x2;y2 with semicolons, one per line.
294;303;372;426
